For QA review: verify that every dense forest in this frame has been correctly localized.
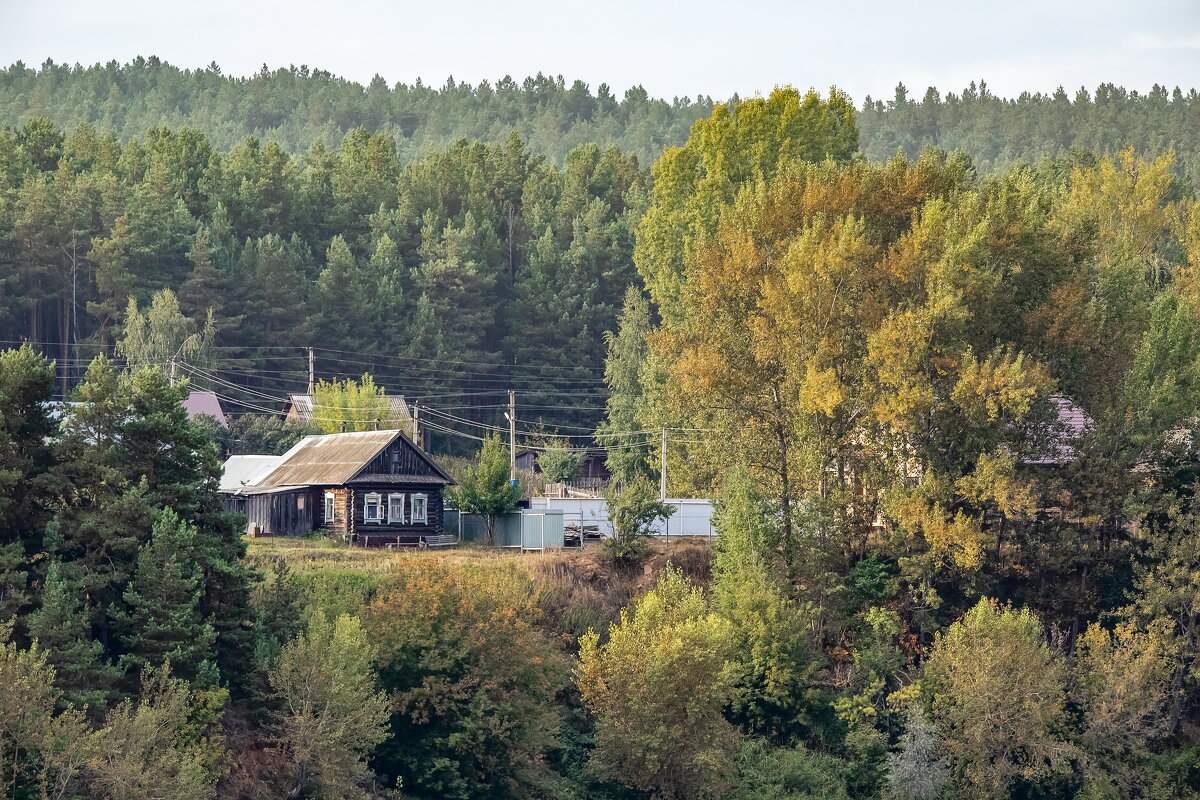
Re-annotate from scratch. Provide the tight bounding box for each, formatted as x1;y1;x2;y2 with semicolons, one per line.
0;115;645;443
1;59;1197;179
2;62;1200;800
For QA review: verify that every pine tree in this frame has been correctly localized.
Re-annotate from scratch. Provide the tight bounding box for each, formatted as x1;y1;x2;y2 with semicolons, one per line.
53;357;251;690
0;345;58;624
25;561;118;710
179;225;237;327
313;234;363;349
113;508;216;682
597;287;655;485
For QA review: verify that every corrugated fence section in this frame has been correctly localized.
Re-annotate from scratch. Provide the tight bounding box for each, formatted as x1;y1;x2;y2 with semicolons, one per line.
444;508;566;550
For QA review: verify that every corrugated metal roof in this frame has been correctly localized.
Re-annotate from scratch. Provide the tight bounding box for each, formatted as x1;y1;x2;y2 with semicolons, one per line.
258;429;403;487
219;455;282;491
225;484;307;496
285;393;413;425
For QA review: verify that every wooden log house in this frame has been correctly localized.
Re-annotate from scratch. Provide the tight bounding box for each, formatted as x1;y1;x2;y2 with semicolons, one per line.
221;429;456;547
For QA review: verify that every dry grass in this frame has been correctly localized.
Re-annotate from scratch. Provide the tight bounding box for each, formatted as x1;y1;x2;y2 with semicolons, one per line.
246;534;712;577
245;534;717;644
245;535;527;575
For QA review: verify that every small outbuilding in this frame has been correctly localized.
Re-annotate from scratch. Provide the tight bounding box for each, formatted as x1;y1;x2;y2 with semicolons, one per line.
220;428;456;547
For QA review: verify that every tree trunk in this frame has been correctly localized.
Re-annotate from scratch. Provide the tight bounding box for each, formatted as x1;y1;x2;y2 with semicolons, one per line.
60;295;70;397
288;758;309;800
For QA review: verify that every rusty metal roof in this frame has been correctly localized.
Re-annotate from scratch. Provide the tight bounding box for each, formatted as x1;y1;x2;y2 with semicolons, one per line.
258;429;404;487
255;429;455;488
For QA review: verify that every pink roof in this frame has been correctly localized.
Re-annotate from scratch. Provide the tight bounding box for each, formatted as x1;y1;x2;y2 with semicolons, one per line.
182;390;227;428
1023;395;1091;465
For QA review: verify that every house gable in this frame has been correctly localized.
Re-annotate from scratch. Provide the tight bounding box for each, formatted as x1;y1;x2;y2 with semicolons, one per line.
348;433;455;484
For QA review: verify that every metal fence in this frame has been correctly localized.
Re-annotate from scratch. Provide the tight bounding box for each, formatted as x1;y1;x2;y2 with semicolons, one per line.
526;497;715;537
443;508;566;550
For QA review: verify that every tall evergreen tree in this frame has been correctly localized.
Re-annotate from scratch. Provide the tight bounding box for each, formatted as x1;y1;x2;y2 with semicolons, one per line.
0;345;57;625
25;561;118;710
112;508;216;682
597;287;655;485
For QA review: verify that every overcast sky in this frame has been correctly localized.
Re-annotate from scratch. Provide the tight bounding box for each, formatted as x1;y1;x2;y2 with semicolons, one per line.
2;0;1198;103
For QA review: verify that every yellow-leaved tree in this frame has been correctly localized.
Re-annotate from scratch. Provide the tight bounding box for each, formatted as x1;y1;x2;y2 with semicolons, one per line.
311;373;400;434
577;567;739;800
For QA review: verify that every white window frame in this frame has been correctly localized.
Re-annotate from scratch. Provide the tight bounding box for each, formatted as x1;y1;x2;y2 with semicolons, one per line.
364;492;383;523
387;493;405;524
324;492;335;523
411;493;428;524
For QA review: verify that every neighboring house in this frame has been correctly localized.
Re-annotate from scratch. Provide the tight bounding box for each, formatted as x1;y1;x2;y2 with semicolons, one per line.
515;447;612;482
1021;395;1092;466
282;392;415;435
219;455;282;491
183;390;227;428
220;429;456;547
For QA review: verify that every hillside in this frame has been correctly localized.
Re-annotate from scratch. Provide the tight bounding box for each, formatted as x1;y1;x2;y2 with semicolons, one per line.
2;59;1198;181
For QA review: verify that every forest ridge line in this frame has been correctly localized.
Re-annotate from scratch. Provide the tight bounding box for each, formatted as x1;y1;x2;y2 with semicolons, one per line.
2;56;1197;178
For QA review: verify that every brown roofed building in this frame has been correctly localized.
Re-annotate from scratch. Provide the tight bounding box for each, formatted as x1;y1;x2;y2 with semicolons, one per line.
220;428;455;547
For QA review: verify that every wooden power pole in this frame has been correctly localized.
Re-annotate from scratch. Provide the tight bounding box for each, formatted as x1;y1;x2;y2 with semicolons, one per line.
307;347;315;395
660;427;667;499
508;390;517;482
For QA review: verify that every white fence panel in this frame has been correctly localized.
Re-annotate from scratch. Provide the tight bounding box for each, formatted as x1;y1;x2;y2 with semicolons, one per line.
528;497;715;537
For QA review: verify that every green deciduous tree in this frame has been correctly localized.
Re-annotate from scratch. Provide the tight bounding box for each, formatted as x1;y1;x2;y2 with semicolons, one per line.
117;287;215;374
226;413;323;455
311;373;394;434
365;561;566;800
450;433;521;544
534;436;585;483
728;738;850;800
0;635;90;799
713;467;822;742
1071;620;1177;797
270;612;389;800
577;566;738;800
87;666;223;800
602;474;674;563
922;599;1074;799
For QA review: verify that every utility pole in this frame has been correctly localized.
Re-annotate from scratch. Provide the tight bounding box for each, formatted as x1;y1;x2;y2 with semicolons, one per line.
508;390;517;482
169;357;177;386
412;401;421;447
660;427;667;499
307;347;315;395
